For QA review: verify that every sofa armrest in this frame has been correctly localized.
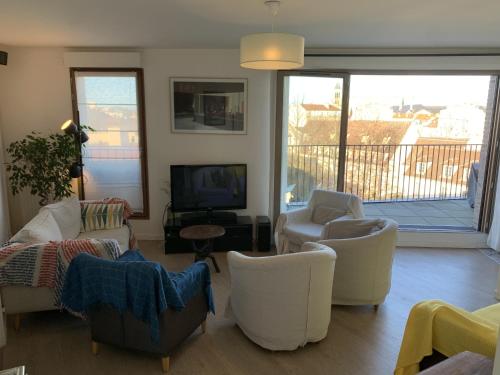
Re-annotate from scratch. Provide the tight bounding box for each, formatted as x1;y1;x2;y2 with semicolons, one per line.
274;207;313;254
321;216;353;239
275;207;312;233
285;207;313;224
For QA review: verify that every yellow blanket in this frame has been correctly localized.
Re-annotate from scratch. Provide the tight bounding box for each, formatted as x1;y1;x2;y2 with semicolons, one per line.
394;300;499;375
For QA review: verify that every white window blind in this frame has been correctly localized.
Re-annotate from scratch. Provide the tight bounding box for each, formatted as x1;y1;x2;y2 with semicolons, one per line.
73;70;148;216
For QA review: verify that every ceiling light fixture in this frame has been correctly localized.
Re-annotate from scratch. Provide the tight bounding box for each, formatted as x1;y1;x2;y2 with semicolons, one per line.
240;0;304;70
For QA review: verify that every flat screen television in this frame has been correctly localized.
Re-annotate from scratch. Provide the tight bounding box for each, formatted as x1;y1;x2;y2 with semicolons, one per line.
170;164;247;212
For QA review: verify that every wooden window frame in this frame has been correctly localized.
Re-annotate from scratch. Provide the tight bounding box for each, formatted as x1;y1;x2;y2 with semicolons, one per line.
69;67;150;219
273;71;350;222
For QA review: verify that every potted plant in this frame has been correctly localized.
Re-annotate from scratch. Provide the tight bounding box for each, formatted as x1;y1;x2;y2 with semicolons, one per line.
6;131;81;205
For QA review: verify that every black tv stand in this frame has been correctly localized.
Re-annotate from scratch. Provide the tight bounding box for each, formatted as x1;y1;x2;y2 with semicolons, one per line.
164;215;253;254
179;211;237;226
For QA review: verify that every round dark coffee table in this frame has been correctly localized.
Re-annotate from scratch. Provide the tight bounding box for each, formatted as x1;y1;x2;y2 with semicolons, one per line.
179;224;225;273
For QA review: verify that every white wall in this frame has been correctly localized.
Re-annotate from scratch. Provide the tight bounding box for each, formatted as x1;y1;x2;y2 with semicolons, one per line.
0;47;272;239
0;47;74;231
137;49;271;238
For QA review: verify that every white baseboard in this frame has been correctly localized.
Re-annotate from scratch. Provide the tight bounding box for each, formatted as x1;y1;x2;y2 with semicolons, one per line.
397;230;488;248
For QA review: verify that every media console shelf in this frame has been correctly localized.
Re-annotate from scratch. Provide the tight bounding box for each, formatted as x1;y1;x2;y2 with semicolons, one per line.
164;215;253;254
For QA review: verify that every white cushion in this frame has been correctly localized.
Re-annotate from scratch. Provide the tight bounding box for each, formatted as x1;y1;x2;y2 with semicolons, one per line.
328;219;385;239
284;222;323;244
10;210;63;243
76;226;130;254
39;197;81;240
311;205;346;225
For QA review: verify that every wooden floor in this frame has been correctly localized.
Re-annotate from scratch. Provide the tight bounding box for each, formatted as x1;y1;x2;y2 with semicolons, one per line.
3;242;499;375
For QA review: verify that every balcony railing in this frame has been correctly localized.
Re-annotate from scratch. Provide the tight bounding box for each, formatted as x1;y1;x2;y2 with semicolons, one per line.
287;143;482;204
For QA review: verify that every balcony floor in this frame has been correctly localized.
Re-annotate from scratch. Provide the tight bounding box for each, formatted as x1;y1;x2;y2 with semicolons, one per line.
364;199;474;229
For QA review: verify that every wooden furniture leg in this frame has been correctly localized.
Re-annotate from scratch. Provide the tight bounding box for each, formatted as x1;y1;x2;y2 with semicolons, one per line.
13;314;20;331
91;341;99;355
201;320;207;334
161;356;170;372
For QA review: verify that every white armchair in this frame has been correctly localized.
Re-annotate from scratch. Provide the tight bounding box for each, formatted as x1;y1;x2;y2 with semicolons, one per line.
226;243;336;351
275;189;364;254
318;218;398;307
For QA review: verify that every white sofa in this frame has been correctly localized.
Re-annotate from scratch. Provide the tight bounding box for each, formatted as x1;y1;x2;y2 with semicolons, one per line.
1;197;130;315
275;189;364;254
318;218;398;307
226;243;336;351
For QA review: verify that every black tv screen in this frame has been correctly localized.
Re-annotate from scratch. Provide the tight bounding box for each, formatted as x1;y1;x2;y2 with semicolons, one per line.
170;164;247;212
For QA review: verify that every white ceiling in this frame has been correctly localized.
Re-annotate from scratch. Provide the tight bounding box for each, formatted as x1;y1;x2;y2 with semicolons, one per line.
1;0;500;48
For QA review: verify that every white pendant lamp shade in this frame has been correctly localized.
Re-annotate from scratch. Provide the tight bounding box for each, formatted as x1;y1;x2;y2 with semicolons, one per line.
240;32;305;70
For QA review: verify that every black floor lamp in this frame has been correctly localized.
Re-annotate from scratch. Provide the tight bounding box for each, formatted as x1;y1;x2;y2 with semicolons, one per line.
61;119;89;198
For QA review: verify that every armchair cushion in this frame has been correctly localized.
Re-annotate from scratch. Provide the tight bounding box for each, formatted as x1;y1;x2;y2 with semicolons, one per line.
80;202;124;232
284;222;323;244
39;196;81;240
311;205;346;225
324;218;385;239
10;209;63;243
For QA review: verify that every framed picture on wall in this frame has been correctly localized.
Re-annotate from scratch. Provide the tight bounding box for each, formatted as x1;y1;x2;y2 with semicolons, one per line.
170;78;248;134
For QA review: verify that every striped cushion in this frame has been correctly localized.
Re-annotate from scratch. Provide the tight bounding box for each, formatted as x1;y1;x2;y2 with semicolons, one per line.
80;203;124;232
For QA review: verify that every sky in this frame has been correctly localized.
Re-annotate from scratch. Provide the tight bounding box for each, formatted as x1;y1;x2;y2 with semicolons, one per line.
288;75;492;107
77;76;137;105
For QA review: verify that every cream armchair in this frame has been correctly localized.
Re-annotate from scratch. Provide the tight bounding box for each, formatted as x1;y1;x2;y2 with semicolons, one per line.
275;190;364;254
226;243;336;351
318;218;398;307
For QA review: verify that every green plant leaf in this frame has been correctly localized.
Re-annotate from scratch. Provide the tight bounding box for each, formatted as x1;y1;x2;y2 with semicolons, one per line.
5;132;80;205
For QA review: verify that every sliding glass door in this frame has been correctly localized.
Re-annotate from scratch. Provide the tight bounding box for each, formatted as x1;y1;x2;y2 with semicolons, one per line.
279;73;349;212
277;72;497;230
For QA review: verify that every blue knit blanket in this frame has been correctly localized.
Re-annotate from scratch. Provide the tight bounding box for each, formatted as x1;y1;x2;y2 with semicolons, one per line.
61;250;215;342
